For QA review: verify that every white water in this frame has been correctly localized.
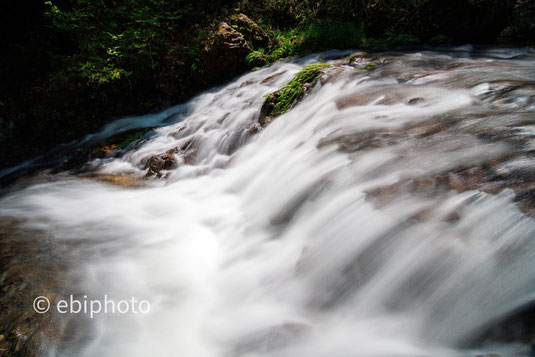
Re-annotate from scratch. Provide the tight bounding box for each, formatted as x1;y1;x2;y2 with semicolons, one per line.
1;47;535;356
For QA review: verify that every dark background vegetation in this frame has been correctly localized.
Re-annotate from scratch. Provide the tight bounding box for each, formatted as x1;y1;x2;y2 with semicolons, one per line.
1;0;533;169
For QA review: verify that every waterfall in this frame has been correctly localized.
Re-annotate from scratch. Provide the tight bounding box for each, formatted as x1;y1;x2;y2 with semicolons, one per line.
1;47;535;357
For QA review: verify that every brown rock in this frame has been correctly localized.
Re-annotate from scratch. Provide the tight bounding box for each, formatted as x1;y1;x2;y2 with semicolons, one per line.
407;97;425;105
144;148;179;177
230;14;269;47
318;130;405;153
258;92;279;127
88;144;118;160
335;94;372;109
144;138;198;177
448;167;505;194
261;72;284;84
204;22;251;82
0;219;67;356
89;174;143;187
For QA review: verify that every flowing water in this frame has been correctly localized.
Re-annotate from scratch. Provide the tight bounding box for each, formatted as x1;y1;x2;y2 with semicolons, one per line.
1;47;535;356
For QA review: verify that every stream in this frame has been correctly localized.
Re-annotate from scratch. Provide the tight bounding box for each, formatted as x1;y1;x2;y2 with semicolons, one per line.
1;46;535;356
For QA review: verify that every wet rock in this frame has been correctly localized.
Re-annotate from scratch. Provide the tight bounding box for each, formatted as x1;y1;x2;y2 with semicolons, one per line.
87;174;144;187
366;176;452;209
204;22;251;82
247;122;263;134
448;167;505;194
261;71;284;84
344;52;370;66
144;148;179;177
318;129;405;153
60;128;152;172
366;154;535;220
258;91;280;127
406;118;456;138
144;137;197;177
407;97;425;105
335;94;373;109
229;14;269;47
0;220;68;356
258;63;332;127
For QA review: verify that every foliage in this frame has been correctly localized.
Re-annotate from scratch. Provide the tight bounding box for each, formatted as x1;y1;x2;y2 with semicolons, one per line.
246;48;267;66
502;5;535;40
301;22;363;50
6;0;519;170
270;63;332;116
43;0;197;86
237;0;365;28
365;29;420;51
253;21;363;66
384;30;420;47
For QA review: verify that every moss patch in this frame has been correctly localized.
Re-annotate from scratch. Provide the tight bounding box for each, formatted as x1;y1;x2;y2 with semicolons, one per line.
117;128;152;149
272;63;331;115
258;63;331;126
357;62;379;71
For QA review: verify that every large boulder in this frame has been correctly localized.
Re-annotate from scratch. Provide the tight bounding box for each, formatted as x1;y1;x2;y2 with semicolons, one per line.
204;22;251;82
229;14;269;47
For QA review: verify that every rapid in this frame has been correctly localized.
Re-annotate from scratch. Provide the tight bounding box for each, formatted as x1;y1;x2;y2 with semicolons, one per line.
1;46;535;357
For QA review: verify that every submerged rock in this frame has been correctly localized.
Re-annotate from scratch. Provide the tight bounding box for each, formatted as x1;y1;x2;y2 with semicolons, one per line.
87;174;144;187
0;220;68;356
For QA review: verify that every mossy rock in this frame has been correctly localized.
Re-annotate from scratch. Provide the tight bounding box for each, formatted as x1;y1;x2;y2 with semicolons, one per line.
259;63;332;126
229;13;269;47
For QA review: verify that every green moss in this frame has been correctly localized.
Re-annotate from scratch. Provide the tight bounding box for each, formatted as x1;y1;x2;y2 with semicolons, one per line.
249;21;363;67
117;128;152;149
346;54;359;63
271;63;331;116
357;62;379;71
